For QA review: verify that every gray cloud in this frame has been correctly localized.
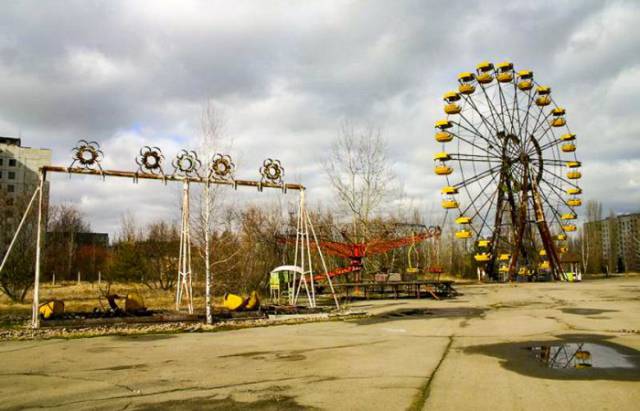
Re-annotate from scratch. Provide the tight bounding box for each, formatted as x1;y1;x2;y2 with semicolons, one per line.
0;0;639;235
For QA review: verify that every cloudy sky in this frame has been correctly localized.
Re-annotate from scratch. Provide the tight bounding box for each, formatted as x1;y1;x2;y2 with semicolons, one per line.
1;0;639;236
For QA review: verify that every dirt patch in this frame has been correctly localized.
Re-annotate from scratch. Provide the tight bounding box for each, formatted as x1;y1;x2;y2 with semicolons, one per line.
561;308;619;315
134;394;314;410
356;307;485;325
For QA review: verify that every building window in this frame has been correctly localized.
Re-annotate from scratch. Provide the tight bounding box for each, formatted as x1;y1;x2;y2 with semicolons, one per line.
8;159;16;167
8;171;15;180
0;171;2;179
0;158;3;166
7;184;14;193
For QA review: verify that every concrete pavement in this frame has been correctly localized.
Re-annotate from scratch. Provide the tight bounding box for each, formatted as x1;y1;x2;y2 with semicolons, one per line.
1;277;639;410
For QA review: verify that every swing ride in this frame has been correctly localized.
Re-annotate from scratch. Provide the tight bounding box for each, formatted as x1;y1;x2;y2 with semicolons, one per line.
434;61;582;281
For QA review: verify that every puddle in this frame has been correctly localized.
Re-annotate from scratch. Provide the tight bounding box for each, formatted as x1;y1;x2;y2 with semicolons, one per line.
466;335;640;381
525;343;636;369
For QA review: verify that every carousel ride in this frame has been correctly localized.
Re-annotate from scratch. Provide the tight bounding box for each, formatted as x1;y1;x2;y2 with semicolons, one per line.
434;61;582;281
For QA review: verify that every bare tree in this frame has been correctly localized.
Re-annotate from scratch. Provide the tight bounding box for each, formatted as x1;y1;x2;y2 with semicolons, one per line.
194;100;231;324
324;121;396;242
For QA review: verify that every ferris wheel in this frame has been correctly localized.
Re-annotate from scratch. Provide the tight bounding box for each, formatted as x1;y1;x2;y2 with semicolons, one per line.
433;61;582;281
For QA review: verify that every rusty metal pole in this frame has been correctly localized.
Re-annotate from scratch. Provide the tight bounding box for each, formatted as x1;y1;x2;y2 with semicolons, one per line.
31;170;46;329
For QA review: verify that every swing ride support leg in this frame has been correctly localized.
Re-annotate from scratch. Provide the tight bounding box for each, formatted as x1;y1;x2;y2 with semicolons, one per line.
204;182;212;324
31;170;46;329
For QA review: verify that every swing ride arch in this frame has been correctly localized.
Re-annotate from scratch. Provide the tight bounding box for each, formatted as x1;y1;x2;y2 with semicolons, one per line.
2;140;338;329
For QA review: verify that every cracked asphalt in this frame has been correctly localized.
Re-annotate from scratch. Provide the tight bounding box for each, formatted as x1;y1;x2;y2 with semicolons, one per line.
1;276;639;410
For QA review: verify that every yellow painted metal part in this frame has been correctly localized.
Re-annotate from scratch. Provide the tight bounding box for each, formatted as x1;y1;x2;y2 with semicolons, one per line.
442;199;459;209
435;131;453;142
455;229;472;239
537;85;551;95
444;103;461;114
244;291;260;310
458;72;475;82
455;216;472;224
568;198;582;207
435;119;453;129
539;249;547;256
435;165;453;175
478;239;491;248
559;246;569;253
556;233;568;241
567;187;582;195
474;253;491;262
443;91;460;101
434;151;451;161
223;293;245;311
39;300;64;320
499;265;509;273
562;224;577;232
560;133;576;141
476;61;494;72
458;83;475;95
539;261;550;270
518;80;533;91
536;96;551;106
518;70;533;79
567;171;582;179
476;72;493;84
497;72;513;83
551;117;566;127
566;161;582;168
441;186;458;195
562;143;576;153
496;61;513;71
552;107;566;116
499;253;510;261
561;213;577;220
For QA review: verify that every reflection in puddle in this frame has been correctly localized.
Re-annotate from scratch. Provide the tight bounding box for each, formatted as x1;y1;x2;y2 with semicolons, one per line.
526;343;637;369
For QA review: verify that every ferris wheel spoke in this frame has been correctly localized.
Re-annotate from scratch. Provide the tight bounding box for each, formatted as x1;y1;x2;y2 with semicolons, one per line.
453;164;502;189
543;180;578;215
497;83;517;137
517;89;536;140
454;120;502;155
473;186;499;238
512;82;523;138
460;94;500;136
536;184;569;230
540;167;580;190
459;171;500;217
479;85;509;134
451;131;502;157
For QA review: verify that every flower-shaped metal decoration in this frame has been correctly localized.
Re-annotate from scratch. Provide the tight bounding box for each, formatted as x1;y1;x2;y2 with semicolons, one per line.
260;158;284;184
136;146;165;176
172;150;202;178
208;153;235;181
70;140;104;171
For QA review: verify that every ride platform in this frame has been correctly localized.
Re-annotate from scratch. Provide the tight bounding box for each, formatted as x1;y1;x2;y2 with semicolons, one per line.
331;280;458;300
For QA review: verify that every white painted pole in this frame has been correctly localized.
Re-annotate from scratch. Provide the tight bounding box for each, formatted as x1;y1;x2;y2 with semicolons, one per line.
52;272;55;286
307;209;340;309
98;271;101;286
204;181;212;324
77;271;81;285
0;185;40;275
31;170;46;329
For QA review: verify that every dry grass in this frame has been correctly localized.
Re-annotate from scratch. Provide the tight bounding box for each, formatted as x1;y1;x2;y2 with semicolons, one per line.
0;281;218;320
